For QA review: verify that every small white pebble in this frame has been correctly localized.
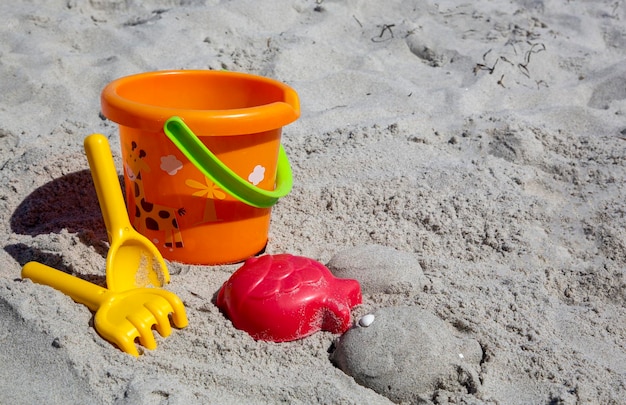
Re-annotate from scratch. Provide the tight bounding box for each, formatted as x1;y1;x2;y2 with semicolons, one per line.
358;314;375;327
459;353;464;359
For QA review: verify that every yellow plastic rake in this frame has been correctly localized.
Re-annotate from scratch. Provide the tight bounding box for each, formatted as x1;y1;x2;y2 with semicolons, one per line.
22;262;188;356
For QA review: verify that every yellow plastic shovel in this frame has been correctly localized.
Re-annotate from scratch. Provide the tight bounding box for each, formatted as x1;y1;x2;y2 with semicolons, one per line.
84;134;169;290
22;261;188;356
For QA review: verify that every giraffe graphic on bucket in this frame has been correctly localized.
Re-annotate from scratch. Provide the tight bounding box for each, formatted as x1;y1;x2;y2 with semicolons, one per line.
125;141;186;249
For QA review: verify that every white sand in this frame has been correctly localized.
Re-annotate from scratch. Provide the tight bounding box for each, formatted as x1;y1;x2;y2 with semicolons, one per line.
1;0;625;403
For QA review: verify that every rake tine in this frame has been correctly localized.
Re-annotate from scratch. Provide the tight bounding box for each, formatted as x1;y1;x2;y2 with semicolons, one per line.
146;300;173;338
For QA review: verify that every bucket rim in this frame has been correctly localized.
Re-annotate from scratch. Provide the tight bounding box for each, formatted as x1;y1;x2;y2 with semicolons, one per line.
100;70;300;135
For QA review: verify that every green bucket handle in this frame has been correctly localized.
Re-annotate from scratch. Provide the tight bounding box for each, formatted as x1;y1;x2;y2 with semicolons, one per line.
163;116;292;209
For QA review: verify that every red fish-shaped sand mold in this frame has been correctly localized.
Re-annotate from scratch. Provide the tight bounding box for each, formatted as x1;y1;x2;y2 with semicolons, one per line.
216;254;362;342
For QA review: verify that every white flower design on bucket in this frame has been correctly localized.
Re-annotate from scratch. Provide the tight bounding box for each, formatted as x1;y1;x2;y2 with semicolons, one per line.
161;155;183;175
248;165;266;186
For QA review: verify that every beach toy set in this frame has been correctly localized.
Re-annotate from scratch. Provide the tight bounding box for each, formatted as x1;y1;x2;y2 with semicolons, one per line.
100;70;361;341
22;70;361;354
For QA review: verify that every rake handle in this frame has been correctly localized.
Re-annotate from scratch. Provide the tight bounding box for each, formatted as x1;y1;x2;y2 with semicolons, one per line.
22;262;109;312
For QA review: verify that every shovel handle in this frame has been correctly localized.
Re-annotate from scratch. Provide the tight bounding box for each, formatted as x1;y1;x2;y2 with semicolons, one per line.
84;134;132;244
22;262;109;312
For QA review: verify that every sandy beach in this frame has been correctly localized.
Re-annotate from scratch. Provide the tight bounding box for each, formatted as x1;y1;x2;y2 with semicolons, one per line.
1;0;625;403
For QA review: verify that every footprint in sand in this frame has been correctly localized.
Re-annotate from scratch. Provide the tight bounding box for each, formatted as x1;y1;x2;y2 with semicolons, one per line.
586;61;626;110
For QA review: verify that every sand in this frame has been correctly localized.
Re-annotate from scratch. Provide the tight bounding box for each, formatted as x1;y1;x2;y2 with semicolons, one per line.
1;0;625;403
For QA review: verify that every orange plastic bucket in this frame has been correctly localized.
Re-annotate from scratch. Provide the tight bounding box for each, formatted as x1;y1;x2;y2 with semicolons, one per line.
100;70;300;264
